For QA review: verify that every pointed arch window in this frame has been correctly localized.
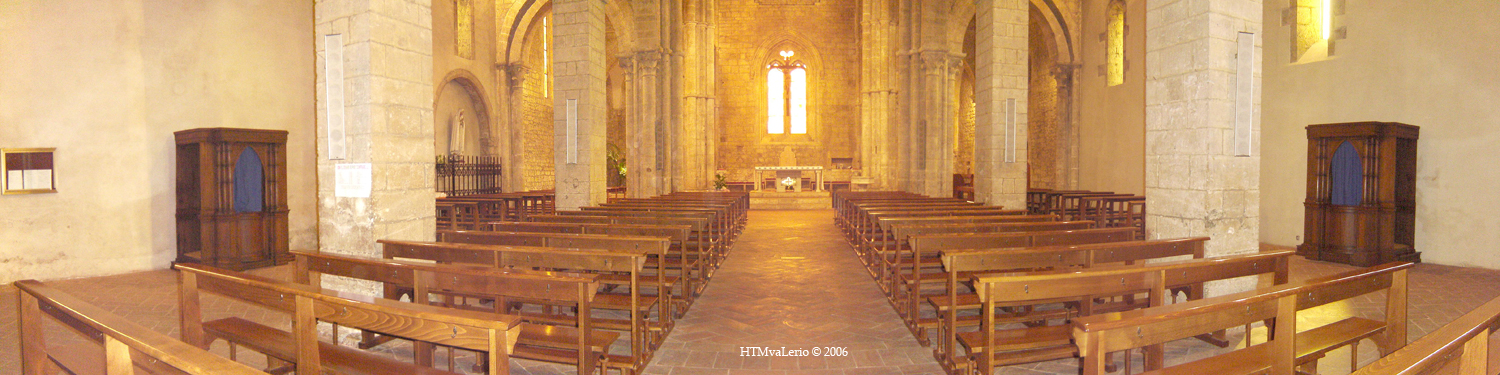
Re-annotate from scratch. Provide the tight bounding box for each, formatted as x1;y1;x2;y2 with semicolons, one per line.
767;50;807;135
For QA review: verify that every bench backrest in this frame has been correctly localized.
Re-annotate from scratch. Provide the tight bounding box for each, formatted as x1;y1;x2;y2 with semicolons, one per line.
940;237;1210;273
15;280;268;375
893;221;1097;244
488;221;692;243
438;230;669;255
911;227;1139;251
1352;295;1500;375
874;214;1058;235
174;263;520;375
1073;262;1413;375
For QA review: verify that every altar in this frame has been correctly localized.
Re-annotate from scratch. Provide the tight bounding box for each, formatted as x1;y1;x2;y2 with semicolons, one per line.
754;166;824;192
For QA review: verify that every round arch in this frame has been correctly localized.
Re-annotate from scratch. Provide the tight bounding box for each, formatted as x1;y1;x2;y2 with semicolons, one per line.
950;0;1074;65
499;0;636;64
435;69;491;155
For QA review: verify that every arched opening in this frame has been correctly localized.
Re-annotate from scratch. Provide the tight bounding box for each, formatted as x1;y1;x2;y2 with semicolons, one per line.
1028;3;1064;189
435;74;489;157
233;147;264;213
1330;141;1362;206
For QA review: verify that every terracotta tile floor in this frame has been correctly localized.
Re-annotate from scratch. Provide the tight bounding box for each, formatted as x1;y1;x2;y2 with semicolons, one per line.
1;209;1498;374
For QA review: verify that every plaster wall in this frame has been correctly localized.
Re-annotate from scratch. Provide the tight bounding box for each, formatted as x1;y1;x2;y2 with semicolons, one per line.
0;0;316;283
1260;0;1500;268
1074;0;1146;195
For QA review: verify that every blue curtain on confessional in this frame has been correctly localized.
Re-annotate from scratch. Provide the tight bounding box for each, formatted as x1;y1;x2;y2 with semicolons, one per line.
233;147;265;213
1330;141;1362;206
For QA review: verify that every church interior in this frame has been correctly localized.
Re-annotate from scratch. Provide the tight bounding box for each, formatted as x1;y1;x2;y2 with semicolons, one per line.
4;0;1500;374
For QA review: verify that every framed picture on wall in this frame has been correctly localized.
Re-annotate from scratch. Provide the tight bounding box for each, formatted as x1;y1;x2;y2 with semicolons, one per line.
2;148;57;195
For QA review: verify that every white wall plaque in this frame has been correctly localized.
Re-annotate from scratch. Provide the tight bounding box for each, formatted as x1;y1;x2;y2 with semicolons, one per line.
1235;32;1255;157
335;163;371;198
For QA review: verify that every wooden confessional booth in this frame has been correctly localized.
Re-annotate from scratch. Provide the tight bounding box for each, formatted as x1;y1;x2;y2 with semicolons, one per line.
175;128;290;271
1297;122;1420;267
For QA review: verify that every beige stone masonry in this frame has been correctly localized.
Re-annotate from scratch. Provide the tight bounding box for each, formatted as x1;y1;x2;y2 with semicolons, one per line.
974;0;1029;208
316;0;436;295
553;0;608;209
1145;0;1261;296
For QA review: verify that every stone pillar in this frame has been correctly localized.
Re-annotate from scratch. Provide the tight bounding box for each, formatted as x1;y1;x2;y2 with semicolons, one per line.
315;0;435;294
503;63;529;192
553;0;608;210
681;0;715;191
860;0;897;189
915;51;960;197
622;55;658;198
974;0;1029;208
1144;0;1261;296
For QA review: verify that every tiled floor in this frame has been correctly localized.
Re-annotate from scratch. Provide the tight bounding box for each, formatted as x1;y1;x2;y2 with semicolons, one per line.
1;210;1498;374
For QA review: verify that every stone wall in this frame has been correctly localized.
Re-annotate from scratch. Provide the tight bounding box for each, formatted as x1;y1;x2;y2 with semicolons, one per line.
714;0;861;177
0;0;316;283
1028;5;1062;189
521;17;555;191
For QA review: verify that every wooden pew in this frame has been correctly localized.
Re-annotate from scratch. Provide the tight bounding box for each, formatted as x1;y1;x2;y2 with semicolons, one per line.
174;263;521;375
876;220;1093;294
485;221;704;302
572;207;732;250
1352;295;1500;375
922;237;1209;360
1072;262;1412;375
858;212;1046;260
378;240;658;374
555;210;727;257
14;279;268;375
899;227;1140;328
525;214;717;276
290;251;610;375
436;230;680;322
962;251;1295;374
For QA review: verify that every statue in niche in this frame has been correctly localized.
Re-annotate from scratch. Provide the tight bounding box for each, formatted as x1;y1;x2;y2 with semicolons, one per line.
449;109;467;155
778;145;797;166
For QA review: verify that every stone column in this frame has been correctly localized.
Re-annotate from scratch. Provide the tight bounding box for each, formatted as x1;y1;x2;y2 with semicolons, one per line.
681;0;715;191
1145;0;1261;296
503;63;529;192
623;52;665;198
860;0;897;189
916;51;960;197
315;0;435;294
973;0;1029;208
553;0;608;210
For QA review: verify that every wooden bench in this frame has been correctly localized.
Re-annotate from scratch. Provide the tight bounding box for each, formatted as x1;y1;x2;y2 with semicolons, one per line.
899;227;1140;326
1352;295;1500;374
174;262;521;375
922;237;1210;359
963;250;1295;374
485;221;704;302
437;230;682;320
858;212;1048;260
378;240;658;373
1072;262;1412;375
291;250;612;375
525;214;719;275
876;220;1095;295
554;210;729;261
15;279;268;375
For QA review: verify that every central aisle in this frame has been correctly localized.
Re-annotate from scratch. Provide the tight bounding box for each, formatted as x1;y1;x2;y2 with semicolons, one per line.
642;209;945;374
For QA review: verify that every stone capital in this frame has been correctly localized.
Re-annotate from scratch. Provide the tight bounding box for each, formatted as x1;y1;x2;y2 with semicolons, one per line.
503;63;529;89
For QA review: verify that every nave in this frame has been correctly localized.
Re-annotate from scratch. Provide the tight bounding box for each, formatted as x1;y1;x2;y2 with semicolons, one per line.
5;208;1500;374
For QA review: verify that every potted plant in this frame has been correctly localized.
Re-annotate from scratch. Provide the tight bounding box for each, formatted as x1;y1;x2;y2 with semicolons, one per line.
713;173;728;191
